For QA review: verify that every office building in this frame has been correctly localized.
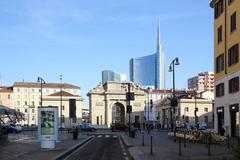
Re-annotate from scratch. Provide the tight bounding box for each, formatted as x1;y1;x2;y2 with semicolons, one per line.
210;0;240;137
102;70;127;84
129;18;165;89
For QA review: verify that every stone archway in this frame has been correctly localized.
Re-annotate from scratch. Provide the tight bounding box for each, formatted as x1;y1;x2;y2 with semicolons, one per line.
112;102;125;124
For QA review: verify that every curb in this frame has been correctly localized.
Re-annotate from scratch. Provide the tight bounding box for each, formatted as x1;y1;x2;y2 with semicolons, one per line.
52;136;94;160
120;135;135;160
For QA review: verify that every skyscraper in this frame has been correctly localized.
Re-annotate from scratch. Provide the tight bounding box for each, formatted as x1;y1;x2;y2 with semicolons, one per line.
129;18;165;89
102;70;127;84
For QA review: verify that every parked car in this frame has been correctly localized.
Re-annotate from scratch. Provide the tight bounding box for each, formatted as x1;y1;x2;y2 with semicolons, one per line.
76;124;97;132
110;123;127;131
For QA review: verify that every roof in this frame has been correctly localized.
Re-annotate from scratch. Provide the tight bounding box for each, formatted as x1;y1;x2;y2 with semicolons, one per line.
0;87;13;93
210;0;217;8
148;89;195;95
13;82;80;89
48;91;80;97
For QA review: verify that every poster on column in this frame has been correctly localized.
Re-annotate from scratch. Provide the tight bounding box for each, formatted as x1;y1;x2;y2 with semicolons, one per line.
38;106;58;149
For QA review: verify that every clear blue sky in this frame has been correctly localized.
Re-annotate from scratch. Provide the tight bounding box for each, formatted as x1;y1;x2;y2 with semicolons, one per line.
0;0;214;107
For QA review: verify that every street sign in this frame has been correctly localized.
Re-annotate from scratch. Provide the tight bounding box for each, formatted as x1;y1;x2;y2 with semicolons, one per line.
127;105;132;113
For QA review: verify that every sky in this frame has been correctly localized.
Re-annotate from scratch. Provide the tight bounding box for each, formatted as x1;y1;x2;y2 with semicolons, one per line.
0;0;214;108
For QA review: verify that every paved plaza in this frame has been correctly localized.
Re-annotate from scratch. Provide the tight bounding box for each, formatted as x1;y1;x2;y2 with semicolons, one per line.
121;130;237;160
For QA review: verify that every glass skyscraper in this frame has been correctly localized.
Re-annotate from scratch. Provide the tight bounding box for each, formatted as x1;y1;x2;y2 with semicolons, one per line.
129;19;165;89
102;70;127;84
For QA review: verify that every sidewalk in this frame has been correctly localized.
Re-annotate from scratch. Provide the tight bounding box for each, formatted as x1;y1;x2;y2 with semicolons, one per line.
0;131;89;160
121;130;235;160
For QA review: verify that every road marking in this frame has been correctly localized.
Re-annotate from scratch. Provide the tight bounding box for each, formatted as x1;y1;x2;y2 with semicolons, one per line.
113;135;118;138
125;157;129;160
123;152;127;156
97;135;102;138
10;137;34;142
105;135;110;138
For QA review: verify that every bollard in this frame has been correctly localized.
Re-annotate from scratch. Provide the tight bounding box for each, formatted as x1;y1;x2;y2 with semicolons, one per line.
208;135;211;156
205;134;208;148
227;135;230;149
179;137;182;156
142;133;145;146
184;131;186;148
150;136;153;155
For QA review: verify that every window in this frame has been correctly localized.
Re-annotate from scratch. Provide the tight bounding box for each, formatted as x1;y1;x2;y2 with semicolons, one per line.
8;94;10;99
17;101;20;105
229;77;239;93
195;108;199;112
62;105;65;110
216;83;225;97
32;108;34;113
25;101;27;105
215;0;224;19
204;108;208;112
228;0;234;5
228;43;239;66
32;101;34;106
32;89;34;93
216;54;224;72
96;116;99;125
25;109;27;113
185;107;189;112
39;89;41;93
218;26;222;43
17;88;20;92
231;12;236;32
32;116;35;121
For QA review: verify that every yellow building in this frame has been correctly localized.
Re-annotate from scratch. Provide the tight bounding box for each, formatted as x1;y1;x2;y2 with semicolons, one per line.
210;0;240;137
0;86;13;107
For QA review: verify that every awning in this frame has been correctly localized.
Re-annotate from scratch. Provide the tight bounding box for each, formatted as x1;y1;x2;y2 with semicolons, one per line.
0;105;25;121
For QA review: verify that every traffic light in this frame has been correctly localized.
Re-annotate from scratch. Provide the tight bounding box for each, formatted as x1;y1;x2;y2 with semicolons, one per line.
127;105;132;113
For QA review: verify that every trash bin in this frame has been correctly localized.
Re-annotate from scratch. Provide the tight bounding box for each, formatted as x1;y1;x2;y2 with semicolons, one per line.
72;128;79;140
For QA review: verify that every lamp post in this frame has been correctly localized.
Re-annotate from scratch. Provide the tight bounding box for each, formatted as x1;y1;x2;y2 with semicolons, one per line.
194;90;198;128
122;82;134;136
37;77;45;108
169;57;180;142
148;87;150;134
60;75;63;130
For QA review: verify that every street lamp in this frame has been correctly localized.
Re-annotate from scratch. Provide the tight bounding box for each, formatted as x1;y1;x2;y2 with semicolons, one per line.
60;75;63;130
194;90;198;128
37;77;45;108
169;57;180;142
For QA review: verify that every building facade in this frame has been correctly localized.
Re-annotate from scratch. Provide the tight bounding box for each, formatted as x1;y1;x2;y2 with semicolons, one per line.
129;19;165;89
102;70;127;84
188;72;214;92
12;82;82;126
159;95;214;129
0;86;13;107
210;0;240;137
87;81;145;128
42;91;83;128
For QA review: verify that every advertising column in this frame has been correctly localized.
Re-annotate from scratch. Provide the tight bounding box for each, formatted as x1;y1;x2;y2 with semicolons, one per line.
38;106;58;149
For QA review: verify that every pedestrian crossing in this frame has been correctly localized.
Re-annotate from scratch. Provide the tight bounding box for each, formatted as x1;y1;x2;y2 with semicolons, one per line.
91;134;119;139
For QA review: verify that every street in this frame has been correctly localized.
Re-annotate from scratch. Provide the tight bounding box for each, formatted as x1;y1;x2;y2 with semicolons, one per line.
64;134;131;160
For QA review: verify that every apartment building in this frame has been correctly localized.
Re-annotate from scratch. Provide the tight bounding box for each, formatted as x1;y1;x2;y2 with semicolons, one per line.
210;0;240;137
188;72;214;92
0;86;13;107
12;82;83;127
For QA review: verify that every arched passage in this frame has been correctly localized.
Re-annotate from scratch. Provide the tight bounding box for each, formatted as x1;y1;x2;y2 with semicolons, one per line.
112;102;125;124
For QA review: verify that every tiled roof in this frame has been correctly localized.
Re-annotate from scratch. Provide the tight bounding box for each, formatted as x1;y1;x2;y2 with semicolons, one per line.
48;91;80;97
13;82;80;89
0;87;13;93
